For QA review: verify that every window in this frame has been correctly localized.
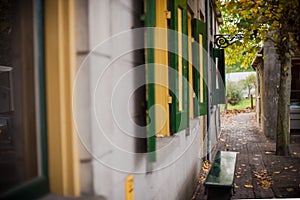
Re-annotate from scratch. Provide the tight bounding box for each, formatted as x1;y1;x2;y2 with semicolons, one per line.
212;48;226;105
192;19;208;116
144;0;190;160
169;0;189;133
0;0;48;198
188;10;195;119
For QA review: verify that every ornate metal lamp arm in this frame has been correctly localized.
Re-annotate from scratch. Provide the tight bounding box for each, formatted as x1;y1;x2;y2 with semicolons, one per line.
214;34;244;48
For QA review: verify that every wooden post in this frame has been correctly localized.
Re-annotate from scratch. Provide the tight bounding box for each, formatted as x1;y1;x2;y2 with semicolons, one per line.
250;94;254;109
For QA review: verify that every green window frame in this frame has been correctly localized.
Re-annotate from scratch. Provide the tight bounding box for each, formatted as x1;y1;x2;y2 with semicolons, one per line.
169;0;189;133
192;19;208;116
0;0;49;199
212;48;226;105
145;0;156;161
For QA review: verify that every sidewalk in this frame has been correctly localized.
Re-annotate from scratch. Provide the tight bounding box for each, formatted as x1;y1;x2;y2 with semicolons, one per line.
192;112;300;199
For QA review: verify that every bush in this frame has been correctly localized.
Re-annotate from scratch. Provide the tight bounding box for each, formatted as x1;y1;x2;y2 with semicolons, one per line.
226;81;243;105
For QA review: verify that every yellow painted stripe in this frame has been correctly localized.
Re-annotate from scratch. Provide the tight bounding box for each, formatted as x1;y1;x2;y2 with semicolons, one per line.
45;0;80;196
199;34;204;102
188;11;193;118
178;8;183;112
154;0;170;136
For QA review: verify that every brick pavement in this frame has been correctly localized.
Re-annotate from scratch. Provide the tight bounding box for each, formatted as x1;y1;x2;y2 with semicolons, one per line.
192;112;300;199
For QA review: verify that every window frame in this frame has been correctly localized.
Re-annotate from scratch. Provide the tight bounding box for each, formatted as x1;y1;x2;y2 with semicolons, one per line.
169;0;189;133
212;48;226;105
145;0;157;161
192;19;208;116
0;0;49;198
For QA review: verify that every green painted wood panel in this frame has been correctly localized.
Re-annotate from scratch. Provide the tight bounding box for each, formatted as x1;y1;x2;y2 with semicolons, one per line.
145;0;156;161
169;0;189;133
192;19;208;116
212;48;226;105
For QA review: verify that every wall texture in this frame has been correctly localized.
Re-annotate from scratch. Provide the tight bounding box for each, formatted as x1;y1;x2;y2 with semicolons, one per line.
74;0;220;199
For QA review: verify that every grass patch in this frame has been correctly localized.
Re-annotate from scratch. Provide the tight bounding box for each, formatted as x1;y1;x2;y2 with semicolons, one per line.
222;98;256;110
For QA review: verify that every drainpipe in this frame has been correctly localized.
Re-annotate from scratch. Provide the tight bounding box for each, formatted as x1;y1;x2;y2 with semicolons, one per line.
205;0;212;161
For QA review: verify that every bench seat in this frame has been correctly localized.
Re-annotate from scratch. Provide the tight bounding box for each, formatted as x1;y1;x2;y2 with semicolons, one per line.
204;151;237;200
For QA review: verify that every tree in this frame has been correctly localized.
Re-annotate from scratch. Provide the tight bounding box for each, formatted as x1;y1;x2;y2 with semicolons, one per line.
216;0;300;156
226;81;243;105
240;74;256;98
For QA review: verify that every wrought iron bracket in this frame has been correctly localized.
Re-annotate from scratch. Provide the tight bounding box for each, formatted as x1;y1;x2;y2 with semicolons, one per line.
214;34;244;49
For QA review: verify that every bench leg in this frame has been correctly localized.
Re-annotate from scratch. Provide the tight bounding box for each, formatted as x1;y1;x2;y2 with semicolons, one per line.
206;187;232;200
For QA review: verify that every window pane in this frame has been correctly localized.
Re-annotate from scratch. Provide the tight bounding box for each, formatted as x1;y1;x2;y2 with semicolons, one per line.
0;0;39;193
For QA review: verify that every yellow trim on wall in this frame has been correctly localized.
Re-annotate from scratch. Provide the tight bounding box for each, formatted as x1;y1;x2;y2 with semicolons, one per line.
45;0;80;196
155;0;170;136
178;8;183;112
188;11;194;118
199;34;204;102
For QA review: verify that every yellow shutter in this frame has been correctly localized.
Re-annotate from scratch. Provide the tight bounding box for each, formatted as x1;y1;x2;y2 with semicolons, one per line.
154;0;170;136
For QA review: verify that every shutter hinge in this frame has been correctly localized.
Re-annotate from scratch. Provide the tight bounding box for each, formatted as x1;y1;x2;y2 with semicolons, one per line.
165;11;171;19
168;96;172;104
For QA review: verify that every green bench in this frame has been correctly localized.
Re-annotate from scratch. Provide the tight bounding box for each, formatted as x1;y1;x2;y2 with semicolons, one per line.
204;151;238;200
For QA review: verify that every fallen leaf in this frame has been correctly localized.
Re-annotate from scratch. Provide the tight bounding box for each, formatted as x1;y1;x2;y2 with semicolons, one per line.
236;176;241;179
292;169;298;172
292;152;298;155
220;138;225;142
273;171;281;174
286;188;294;192
244;184;254;188
253;158;259;161
289;166;294;169
241;164;246;167
265;151;272;155
253;170;272;190
284;167;289;170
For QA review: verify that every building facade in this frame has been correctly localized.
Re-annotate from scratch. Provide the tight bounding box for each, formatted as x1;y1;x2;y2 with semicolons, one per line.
252;42;300;138
0;0;225;199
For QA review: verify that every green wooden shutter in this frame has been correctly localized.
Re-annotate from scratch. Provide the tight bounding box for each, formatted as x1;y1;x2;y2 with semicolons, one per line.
212;48;226;105
192;19;208;116
169;0;189;133
145;0;156;161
